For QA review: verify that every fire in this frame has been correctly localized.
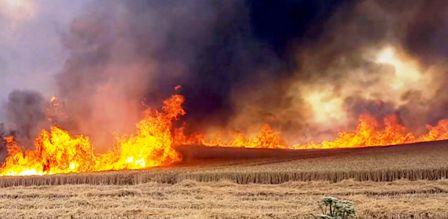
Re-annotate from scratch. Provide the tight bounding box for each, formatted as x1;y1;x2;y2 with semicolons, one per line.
50;96;57;103
96;95;184;171
1;128;94;176
0;94;184;176
182;113;448;150
184;124;287;148
2;91;448;176
294;114;448;149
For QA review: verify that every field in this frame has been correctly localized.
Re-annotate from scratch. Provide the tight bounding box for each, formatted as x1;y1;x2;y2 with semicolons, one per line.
1;141;448;218
2;180;448;218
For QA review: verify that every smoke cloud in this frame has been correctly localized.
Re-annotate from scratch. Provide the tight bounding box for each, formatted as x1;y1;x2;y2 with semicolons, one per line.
272;0;448;142
4;90;47;147
0;1;89;121
2;0;448;147
52;0;342;148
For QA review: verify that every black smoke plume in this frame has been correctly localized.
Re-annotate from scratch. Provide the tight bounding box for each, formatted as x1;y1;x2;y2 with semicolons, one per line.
50;0;345;147
3;0;448;146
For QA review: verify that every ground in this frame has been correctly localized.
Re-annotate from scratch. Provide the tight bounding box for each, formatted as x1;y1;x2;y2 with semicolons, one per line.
1;180;448;218
1;141;448;218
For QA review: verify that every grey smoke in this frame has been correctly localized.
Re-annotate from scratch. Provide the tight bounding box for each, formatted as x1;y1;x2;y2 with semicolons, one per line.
0;1;89;121
53;0;290;148
2;0;448;148
4;90;47;148
272;0;448;143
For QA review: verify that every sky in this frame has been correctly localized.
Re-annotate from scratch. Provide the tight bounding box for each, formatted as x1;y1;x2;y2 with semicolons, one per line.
0;0;89;119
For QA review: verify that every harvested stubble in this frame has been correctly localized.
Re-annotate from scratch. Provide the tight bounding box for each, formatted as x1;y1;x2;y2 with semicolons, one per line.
1;179;448;218
0;140;448;187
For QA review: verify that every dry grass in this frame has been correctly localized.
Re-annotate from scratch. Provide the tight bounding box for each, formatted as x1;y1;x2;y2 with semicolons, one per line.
1;179;448;218
1;141;448;218
1;141;448;187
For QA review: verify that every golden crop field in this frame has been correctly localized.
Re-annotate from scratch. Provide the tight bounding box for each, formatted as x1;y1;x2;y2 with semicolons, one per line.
1;141;448;218
1;180;448;218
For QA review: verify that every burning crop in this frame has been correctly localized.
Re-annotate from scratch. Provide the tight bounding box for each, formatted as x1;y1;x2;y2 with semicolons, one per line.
2;0;448;178
295;114;448;149
2;90;448;176
0;94;184;176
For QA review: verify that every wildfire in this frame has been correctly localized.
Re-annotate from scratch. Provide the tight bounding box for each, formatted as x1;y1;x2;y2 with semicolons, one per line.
183;124;287;149
293;114;448;149
182;114;448;150
0;94;184;176
1;128;95;176
96;94;184;171
2;92;448;176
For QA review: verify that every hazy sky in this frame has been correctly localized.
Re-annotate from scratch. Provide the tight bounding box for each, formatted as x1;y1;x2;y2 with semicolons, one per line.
0;0;90;120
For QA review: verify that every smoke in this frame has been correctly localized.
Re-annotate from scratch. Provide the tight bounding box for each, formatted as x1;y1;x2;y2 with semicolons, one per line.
0;1;89;124
4;90;48;147
54;1;245;148
273;0;448;142
2;0;448;147
404;1;448;66
0;123;5;160
52;0;343;148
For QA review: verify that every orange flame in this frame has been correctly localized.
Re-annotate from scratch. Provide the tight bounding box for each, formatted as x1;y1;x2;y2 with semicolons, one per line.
294;114;448;149
0;94;184;176
96;94;184;171
2;92;448;176
187;124;287;148
1;128;95;175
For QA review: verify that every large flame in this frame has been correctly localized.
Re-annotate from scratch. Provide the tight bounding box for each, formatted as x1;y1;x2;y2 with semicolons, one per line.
178;114;448;150
0;95;184;176
2;92;448;176
294;114;448;149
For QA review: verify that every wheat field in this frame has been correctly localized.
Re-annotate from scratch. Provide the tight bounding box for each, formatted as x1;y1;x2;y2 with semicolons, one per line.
1;179;448;218
2;141;448;187
1;141;448;218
